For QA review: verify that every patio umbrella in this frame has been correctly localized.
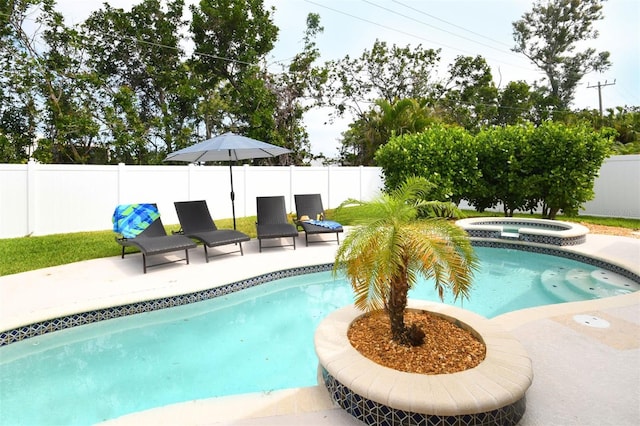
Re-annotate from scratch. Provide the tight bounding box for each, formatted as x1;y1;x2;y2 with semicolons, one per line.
165;132;291;229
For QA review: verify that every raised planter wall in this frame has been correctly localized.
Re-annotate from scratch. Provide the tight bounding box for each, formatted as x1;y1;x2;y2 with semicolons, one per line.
315;301;533;426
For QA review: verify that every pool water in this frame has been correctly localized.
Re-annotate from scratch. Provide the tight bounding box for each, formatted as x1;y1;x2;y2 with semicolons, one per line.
0;247;637;425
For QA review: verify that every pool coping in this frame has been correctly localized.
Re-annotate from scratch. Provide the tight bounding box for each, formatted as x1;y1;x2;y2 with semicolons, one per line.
1;232;638;425
2;238;638;347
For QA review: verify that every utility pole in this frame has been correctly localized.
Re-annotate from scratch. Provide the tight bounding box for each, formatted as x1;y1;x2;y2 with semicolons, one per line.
587;80;616;118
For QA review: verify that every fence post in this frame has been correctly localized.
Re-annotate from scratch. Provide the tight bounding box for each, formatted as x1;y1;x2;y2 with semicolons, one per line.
289;165;295;211
117;163;126;205
327;165;332;208
359;166;364;201
26;160;37;236
187;163;195;200
243;164;249;218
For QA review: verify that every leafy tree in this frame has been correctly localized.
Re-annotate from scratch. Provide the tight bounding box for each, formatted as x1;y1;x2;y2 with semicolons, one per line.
0;0;40;163
1;0;106;164
264;13;327;164
468;122;613;218
333;177;478;346
471;124;540;216
530;121;613;218
494;81;535;126
339;98;438;166
190;0;279;151
83;0;196;164
602;107;640;153
374;124;480;203
322;40;440;119
512;0;611;110
437;55;498;132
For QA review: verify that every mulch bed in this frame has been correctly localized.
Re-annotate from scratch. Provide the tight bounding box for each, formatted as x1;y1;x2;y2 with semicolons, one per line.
348;310;486;375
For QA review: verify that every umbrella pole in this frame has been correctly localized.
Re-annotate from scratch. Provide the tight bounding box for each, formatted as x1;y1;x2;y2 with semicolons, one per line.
229;154;236;230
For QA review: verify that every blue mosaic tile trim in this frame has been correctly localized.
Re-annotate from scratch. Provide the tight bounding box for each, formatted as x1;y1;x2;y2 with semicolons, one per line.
0;263;333;347
519;233;586;246
466;229;586;246
471;240;640;283
322;368;526;426
472;220;567;231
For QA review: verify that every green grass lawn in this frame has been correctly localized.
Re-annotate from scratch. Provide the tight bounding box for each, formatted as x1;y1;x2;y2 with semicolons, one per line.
1;209;638;277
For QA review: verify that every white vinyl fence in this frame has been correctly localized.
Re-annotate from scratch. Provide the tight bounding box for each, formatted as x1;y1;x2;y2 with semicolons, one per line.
0;155;638;239
0;164;384;238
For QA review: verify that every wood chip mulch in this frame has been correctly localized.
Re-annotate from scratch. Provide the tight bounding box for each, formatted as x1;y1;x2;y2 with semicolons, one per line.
348;310;486;375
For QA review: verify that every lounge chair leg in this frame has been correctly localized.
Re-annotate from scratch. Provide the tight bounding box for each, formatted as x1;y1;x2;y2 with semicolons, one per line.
239;243;244;256
336;233;340;245
186;249;190;265
305;233;309;247
293;237;296;250
259;239;262;253
142;254;147;274
121;246;125;259
204;245;209;263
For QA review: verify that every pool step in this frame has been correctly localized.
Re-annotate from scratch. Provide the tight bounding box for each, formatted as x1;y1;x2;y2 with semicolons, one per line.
540;268;585;302
566;268;636;298
589;269;638;290
541;267;637;302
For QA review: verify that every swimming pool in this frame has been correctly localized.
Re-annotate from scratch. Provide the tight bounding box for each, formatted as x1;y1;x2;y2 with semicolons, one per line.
0;247;638;425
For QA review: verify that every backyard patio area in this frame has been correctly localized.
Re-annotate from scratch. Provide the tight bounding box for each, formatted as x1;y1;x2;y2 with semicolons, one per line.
0;231;638;425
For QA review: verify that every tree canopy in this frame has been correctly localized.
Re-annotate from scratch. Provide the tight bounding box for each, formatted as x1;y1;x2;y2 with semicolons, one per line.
1;0;637;165
512;0;611;111
0;0;324;164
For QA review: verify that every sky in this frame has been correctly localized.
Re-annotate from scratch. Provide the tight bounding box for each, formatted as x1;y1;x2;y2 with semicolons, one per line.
54;0;640;157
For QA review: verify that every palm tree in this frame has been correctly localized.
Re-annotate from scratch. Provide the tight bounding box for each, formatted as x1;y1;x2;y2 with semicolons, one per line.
334;177;478;346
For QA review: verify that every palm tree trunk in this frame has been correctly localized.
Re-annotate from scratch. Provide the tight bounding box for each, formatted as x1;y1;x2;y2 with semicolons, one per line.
388;265;409;345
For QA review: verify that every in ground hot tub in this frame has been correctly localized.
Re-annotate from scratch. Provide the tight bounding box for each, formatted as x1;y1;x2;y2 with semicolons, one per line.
456;217;589;246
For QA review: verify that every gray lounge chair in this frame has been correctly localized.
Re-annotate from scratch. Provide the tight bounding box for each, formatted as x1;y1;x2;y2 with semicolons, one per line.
115;210;196;274
174;200;250;262
256;196;298;252
294;194;343;246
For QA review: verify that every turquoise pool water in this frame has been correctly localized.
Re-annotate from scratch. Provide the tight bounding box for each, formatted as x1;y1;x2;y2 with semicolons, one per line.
0;247;637;425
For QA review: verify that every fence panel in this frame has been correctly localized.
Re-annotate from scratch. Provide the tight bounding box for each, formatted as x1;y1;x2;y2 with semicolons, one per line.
0;165;29;236
0;163;385;238
582;155;640;218
0;156;635;239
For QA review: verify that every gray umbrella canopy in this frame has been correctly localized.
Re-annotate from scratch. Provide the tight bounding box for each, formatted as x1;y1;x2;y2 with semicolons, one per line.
164;132;291;162
164;132;291;229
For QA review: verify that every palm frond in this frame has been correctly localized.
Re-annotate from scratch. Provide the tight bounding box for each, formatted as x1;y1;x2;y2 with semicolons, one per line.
334;177;478;316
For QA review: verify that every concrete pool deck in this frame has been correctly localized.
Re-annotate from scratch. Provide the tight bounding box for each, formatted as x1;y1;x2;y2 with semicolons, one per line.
1;232;639;425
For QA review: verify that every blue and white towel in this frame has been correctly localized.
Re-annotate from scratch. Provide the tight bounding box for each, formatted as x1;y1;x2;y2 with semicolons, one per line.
304;219;342;230
112;204;160;238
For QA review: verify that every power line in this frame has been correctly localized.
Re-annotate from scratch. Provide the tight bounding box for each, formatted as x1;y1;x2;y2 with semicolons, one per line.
391;0;514;49
303;0;464;53
303;0;537;73
362;0;521;59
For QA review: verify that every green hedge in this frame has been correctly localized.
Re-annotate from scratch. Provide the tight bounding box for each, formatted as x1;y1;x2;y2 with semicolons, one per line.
375;122;614;218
